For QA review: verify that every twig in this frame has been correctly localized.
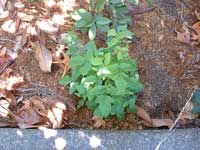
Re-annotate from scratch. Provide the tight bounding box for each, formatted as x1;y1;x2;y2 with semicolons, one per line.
154;88;197;150
180;2;192;29
0;59;14;75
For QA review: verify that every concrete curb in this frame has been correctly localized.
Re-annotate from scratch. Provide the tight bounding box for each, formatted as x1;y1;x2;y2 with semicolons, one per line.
0;128;199;150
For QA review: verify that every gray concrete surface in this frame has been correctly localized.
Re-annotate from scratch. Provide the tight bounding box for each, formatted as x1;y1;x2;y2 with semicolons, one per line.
0;128;199;150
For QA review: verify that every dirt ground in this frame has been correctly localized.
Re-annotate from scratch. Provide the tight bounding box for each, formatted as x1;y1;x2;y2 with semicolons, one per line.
2;0;200;129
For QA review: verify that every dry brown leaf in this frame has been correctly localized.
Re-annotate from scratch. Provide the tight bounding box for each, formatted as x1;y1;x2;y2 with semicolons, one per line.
195;10;200;20
17;12;34;22
1;19;17;33
36;20;59;34
151;119;173;128
31;42;52;72
47;100;66;128
136;105;173;128
193;22;200;35
175;29;190;44
0;0;7;13
92;116;105;128
17;97;47;125
136;105;152;125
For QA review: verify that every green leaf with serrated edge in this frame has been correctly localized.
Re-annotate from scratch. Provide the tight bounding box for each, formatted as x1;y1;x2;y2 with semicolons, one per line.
94;96;113;117
59;75;71;86
115;76;127;94
96;0;105;12
88;24;96;40
96;16;111;25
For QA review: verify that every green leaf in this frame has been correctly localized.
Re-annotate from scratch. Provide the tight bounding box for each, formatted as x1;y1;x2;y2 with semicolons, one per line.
77;98;86;108
88;24;96;40
70;55;85;68
107;28;116;37
89;0;95;11
96;16;111;25
96;0;105;12
88;85;105;96
104;53;111;65
76;19;94;28
127;96;137;113
59;75;71;86
115;76;127;94
72;9;92;20
192;90;200;105
91;57;103;65
79;62;92;75
94;96;113;117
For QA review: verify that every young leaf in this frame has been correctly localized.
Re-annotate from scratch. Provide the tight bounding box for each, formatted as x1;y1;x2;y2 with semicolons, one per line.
96;0;105;12
96;16;111;25
88;24;96;40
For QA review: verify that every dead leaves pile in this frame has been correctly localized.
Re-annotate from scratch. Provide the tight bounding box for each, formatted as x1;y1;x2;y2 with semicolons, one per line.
176;10;200;45
0;69;68;128
0;0;73;74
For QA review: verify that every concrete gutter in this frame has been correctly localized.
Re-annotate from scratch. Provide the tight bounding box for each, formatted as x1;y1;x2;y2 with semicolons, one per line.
0;128;199;150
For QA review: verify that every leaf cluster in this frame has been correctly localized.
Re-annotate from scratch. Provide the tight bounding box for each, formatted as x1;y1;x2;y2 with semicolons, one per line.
60;0;143;120
60;30;143;119
71;0;111;40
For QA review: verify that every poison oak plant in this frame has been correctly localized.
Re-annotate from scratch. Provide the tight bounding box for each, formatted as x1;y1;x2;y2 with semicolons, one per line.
60;0;143;120
60;29;143;119
71;0;111;40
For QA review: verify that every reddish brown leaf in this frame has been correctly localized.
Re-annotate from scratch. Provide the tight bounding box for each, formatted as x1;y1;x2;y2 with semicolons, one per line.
193;22;200;35
136;105;173;128
17;97;47;125
31;42;52;72
151;119;173;128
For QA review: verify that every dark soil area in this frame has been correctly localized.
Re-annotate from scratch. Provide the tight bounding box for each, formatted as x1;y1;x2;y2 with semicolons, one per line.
1;0;200;129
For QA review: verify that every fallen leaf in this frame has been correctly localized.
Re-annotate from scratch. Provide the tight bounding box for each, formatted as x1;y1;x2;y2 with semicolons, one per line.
195;10;200;20
151;119;173;128
17;97;47;125
136;105;173;128
193;22;200;35
1;19;17;33
17;12;34;22
47;100;66;128
36;20;59;34
92;116;105;128
136;105;152;125
0;0;6;14
31;42;52;72
175;29;190;44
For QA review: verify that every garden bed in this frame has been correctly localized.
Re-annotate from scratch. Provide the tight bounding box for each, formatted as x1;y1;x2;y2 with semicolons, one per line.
0;0;200;130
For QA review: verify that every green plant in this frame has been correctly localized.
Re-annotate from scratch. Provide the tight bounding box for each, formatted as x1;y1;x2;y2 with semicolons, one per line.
107;0;134;32
191;89;200;113
60;29;143;119
71;0;111;40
